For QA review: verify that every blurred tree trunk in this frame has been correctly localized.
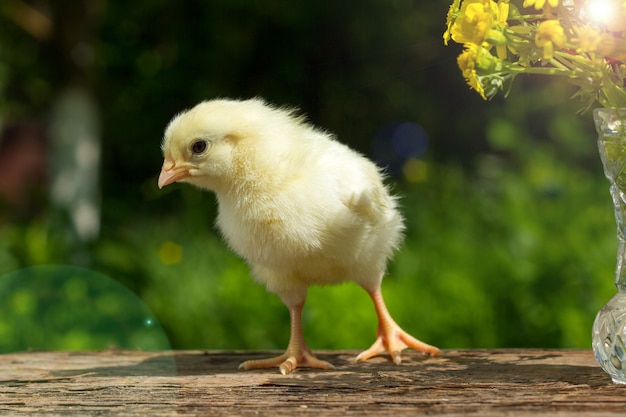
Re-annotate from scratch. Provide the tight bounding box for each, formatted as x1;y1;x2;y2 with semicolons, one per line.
49;88;100;243
45;0;105;256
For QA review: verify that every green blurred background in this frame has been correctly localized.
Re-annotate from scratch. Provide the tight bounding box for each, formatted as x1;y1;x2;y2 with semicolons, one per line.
0;0;617;352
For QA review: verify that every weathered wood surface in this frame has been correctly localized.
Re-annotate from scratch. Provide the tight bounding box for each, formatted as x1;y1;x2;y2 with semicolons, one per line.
0;349;624;416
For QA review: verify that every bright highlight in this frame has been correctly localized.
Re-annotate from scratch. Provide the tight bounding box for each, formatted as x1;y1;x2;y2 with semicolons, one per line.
584;0;617;26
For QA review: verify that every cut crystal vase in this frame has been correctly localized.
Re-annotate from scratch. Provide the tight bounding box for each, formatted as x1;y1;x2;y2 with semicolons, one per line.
592;107;626;384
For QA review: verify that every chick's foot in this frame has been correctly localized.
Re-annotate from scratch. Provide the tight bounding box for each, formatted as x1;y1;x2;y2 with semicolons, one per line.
239;301;334;375
356;323;440;364
357;287;440;364
239;349;334;375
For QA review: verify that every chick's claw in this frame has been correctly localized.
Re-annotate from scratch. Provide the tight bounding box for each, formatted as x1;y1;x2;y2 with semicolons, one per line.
239;351;334;375
237;301;335;374
356;326;441;365
356;287;441;364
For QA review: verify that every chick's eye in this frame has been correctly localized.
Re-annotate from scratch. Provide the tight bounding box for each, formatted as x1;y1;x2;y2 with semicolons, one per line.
191;140;208;154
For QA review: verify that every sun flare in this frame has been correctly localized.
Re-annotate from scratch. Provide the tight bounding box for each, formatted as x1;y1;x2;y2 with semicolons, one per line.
584;0;618;26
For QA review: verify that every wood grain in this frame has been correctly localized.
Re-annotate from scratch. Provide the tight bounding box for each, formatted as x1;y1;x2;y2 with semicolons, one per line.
1;349;624;416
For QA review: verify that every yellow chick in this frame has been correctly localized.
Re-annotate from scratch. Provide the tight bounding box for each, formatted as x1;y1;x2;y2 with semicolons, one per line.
158;98;440;374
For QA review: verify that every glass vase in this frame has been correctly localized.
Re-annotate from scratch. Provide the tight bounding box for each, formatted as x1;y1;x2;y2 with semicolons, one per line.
592;107;626;384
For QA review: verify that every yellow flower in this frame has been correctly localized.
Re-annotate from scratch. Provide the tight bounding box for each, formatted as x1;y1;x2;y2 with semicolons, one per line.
535;20;566;59
450;0;500;45
443;0;462;45
497;0;510;25
573;26;602;53
596;34;626;62
523;0;559;10
457;46;486;99
443;0;626;108
490;0;511;59
457;44;500;99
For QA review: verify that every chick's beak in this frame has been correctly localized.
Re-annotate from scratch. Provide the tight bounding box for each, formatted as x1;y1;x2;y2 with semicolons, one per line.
158;159;190;189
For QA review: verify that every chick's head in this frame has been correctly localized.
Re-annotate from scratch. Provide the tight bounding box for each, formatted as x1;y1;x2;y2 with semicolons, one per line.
159;98;305;193
158;100;247;192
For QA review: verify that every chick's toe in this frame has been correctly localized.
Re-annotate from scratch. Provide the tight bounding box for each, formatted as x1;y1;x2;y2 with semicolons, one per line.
356;287;440;364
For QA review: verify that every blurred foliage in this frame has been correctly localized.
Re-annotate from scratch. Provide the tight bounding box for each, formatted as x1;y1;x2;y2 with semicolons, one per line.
0;0;618;352
0;265;170;352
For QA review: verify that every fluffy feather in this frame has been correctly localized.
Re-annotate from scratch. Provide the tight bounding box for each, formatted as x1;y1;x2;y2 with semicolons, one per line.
159;98;439;374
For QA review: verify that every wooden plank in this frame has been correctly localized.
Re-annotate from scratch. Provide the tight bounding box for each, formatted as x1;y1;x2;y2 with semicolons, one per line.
0;349;624;416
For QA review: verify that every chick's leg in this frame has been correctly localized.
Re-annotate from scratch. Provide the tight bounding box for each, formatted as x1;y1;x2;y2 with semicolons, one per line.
357;287;440;364
239;301;334;375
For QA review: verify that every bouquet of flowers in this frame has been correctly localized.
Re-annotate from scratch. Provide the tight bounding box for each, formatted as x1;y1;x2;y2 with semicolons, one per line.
443;0;626;111
446;0;626;385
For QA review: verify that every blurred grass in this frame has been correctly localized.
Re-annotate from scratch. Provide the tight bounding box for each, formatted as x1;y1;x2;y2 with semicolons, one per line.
124;149;617;351
0;136;615;351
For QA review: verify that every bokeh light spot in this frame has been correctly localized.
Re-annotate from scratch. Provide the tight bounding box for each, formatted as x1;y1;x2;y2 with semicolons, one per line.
373;121;430;180
403;158;428;183
158;241;182;265
391;122;429;159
